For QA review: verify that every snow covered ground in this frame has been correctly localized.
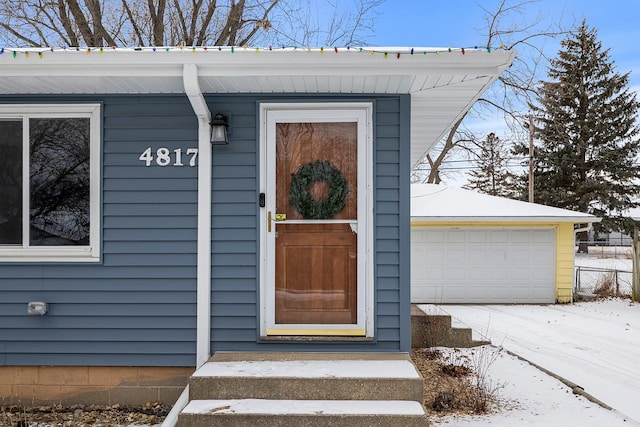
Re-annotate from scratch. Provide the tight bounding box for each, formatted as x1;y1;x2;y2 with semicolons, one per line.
428;299;640;426
575;253;632;271
431;346;633;426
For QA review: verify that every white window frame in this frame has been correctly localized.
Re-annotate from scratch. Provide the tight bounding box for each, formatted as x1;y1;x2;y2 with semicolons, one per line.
0;104;101;262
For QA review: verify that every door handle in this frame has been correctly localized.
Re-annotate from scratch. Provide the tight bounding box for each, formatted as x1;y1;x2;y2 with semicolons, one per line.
268;211;286;232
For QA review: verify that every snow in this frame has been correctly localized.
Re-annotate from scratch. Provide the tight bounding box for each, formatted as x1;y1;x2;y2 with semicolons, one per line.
182;399;425;415
427;299;640;425
576;254;632;271
431;346;633;426
411;184;599;222
193;359;420;379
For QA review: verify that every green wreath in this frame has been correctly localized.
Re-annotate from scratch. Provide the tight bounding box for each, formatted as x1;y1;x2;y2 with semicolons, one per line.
289;160;349;219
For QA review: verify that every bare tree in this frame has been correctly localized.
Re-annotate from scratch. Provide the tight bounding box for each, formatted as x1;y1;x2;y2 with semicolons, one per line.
0;0;382;47
462;132;518;197
411;0;569;186
411;117;471;184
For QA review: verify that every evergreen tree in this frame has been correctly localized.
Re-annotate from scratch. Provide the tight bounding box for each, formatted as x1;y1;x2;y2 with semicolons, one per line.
463;132;518;198
514;20;640;232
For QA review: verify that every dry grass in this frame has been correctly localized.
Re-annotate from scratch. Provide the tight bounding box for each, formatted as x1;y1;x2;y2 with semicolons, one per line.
411;346;504;417
0;402;168;426
593;271;620;297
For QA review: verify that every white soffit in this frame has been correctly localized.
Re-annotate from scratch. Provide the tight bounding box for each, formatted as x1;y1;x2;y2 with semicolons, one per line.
0;47;515;168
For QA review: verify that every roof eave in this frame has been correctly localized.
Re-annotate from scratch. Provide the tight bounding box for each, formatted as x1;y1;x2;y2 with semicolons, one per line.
0;47;517;171
411;216;602;224
0;48;516;93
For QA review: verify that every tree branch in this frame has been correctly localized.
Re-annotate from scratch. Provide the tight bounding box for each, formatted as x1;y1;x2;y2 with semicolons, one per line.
65;0;97;45
0;22;42;46
57;0;80;46
84;0;117;45
238;0;279;47
196;0;217;45
122;0;145;45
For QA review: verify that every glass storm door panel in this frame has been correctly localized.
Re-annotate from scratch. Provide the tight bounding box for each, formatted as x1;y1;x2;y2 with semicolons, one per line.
274;122;358;326
262;104;372;337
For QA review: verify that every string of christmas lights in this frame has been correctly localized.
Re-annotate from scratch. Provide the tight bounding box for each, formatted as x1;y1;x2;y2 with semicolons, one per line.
0;44;508;59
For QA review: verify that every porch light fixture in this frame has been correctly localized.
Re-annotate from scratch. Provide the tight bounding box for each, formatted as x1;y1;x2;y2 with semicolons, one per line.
210;112;229;145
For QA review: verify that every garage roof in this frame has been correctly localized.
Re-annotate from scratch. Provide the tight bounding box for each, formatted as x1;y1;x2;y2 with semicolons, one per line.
0;46;515;168
411;184;601;223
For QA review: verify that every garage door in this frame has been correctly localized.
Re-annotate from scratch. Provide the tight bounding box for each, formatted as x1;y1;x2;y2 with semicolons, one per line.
411;228;556;303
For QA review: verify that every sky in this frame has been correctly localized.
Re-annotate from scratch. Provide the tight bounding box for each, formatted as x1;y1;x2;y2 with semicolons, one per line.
360;0;640;185
367;0;639;91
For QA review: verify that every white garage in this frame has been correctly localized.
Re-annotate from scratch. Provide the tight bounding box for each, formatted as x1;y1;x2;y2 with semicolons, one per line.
411;227;556;303
411;184;600;304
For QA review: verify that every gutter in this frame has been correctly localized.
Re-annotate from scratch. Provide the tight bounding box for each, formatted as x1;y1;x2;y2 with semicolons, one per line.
412;216;600;224
162;63;212;427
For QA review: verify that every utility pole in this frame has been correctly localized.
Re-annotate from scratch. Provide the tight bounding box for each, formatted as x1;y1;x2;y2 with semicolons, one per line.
528;113;534;203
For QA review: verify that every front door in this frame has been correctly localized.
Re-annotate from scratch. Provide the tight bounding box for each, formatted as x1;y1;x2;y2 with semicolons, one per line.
261;103;373;337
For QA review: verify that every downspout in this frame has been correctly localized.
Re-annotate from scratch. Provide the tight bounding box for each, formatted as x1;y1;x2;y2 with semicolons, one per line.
183;63;213;368
574;223;593;237
162;63;212;427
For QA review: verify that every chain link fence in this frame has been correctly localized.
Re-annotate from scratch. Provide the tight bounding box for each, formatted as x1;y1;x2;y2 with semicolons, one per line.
577;242;632;258
574;266;632;300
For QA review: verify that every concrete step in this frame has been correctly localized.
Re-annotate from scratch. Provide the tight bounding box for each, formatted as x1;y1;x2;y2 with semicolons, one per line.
447;327;475;347
178;399;427;427
411;304;490;348
188;352;423;402
179;352;429;426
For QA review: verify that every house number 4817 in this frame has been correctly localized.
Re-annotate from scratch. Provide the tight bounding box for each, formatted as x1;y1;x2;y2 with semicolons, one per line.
139;147;199;167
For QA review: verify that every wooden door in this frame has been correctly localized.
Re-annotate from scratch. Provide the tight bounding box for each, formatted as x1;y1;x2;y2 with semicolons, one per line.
274;122;358;325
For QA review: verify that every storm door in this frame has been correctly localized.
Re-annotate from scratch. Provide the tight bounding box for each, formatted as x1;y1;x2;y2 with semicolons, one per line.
260;104;373;337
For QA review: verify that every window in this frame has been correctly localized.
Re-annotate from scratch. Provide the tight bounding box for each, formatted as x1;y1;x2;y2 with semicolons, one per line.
0;104;100;262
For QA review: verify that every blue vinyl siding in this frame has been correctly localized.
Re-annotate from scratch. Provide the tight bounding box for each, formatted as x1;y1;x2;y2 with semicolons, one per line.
209;95;409;353
0;93;410;367
0;95;198;366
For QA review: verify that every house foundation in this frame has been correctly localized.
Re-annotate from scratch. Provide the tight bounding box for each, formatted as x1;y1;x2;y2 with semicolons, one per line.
0;366;193;405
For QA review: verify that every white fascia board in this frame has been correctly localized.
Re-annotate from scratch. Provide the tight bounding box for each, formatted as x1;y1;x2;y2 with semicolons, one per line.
0;49;515;88
0;63;183;77
411;216;602;223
